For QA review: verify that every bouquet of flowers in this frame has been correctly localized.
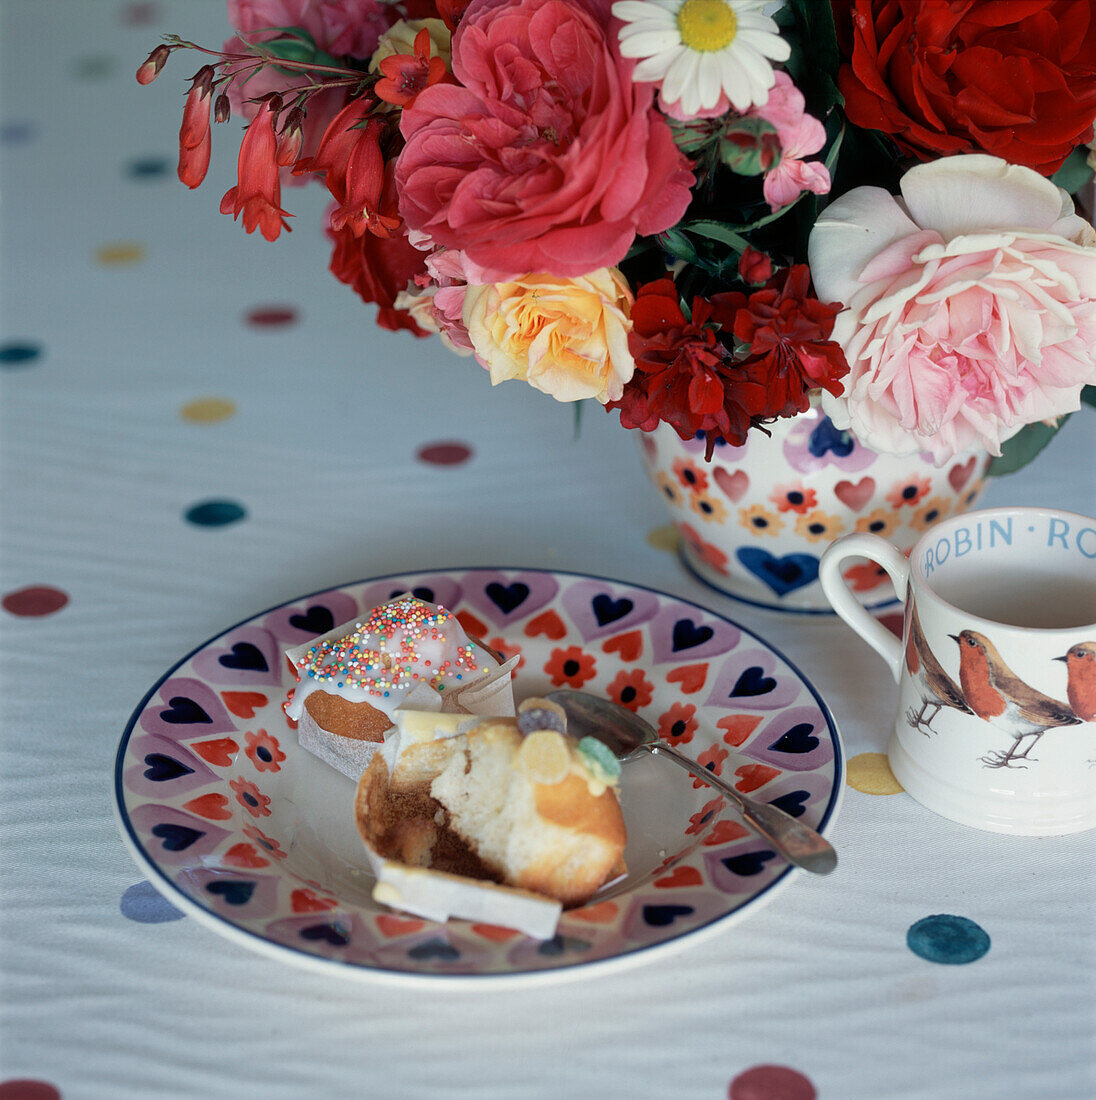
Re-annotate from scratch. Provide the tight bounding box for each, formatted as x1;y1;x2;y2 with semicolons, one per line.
139;0;1096;468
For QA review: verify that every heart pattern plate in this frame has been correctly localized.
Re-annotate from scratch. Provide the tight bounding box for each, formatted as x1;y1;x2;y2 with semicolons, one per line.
113;568;844;985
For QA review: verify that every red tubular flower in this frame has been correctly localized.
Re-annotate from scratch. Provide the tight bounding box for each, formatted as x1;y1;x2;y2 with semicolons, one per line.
136;44;170;85
711;265;849;419
375;28;451;108
178;65;214;189
219;95;292;240
436;0;473;33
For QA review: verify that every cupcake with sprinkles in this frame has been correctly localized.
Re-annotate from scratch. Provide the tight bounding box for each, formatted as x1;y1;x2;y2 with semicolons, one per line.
284;596;517;779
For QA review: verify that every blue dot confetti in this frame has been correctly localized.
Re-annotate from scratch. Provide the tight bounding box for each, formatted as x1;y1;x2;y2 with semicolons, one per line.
0;120;36;144
126;154;170;180
0;342;41;366
120;881;185;923
907;914;990;965
185;500;247;527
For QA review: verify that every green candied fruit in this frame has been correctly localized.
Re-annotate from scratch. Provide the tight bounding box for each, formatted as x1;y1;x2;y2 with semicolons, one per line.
576;736;621;785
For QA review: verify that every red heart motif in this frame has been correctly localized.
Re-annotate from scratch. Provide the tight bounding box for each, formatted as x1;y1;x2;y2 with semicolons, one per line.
375;913;427;937
190;738;239;766
221;691;268;719
713;467;750;502
182;792;232;821
703;819;751;846
223;842;269;868
718;714;762;747
948;456;977;493
470;923;521;943
291;888;338;914
654;865;703;888
455;609;489;640
568;900;619;923
524;609;566;639
602;630;642;661
734;763;781;793
834;476;876;511
666;662;708;694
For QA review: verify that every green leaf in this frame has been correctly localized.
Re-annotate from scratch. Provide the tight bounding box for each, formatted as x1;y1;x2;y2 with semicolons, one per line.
776;0;843;117
1050;147;1094;196
985;416;1071;477
1082;384;1096;410
656;227;699;265
683;221;751;253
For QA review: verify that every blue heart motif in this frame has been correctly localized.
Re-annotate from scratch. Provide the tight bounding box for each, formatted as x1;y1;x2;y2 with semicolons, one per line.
159;696;214;725
808;415;855;458
591;594;634;627
206;880;255;906
143;753;195;782
737;549;820;597
387;586;436;603
721;850;777;877
730;666;777;697
289;606;335;635
642;904;694;928
218;642;268;673
671;618;714;652
486;581;530;614
408;938;460;961
768;723;819;754
768;790;811;818
300;922;350;946
150;823;204;852
537;934;592;957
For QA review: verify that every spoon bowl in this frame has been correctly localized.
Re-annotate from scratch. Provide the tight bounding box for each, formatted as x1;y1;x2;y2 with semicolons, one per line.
546;689;837;876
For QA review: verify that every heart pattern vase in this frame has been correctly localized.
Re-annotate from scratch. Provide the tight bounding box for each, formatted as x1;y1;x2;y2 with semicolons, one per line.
639;407;990;613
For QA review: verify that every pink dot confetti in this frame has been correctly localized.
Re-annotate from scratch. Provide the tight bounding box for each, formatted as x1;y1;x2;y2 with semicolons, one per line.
729;1064;816;1100
2;585;69;617
416;440;473;466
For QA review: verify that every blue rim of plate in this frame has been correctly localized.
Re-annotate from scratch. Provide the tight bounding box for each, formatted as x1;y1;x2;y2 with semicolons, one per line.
113;566;844;987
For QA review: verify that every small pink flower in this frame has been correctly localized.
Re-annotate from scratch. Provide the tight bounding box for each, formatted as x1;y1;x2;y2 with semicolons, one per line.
230;776;272;817
243;824;286;859
244;729;286;773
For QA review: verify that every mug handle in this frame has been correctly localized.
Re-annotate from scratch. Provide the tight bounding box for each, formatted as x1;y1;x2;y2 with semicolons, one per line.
818;534;911;683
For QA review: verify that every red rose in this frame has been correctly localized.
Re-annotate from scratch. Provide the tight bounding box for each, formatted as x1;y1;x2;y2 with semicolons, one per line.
835;0;1096;175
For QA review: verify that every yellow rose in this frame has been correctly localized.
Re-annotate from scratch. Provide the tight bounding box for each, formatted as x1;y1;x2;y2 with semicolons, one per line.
369;18;452;72
462;269;635;403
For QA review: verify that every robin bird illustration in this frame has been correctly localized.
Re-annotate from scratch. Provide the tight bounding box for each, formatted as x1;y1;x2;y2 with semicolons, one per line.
1055;641;1096;722
952;629;1081;769
904;602;971;734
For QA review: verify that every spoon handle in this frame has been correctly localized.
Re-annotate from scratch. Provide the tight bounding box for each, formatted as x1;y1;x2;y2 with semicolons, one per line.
645;743;837;875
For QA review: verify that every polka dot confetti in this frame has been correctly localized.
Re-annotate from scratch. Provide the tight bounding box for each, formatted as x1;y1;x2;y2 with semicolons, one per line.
847;752;903;795
0;1082;62;1100
907;914;991;965
120;881;185;923
125;155;170;180
181;397;236;424
2;586;69;617
0;120;36;144
244;305;298;327
646;523;680;552
95;242;145;266
0;342;41;366
184;500;247;527
73;55;116;79
416;441;473;466
729;1064;816;1100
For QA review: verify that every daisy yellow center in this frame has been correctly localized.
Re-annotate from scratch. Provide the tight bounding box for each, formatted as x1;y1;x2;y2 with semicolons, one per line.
677;0;738;52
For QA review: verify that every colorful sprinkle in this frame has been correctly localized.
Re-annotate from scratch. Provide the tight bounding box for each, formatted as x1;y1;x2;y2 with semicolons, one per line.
0;1083;62;1100
181;397;236;424
416;441;473;466
184;500;247;527
2;585;69;617
0;342;41;365
245;305;298;327
846;752;903;795
907;914;991;965
729;1064;816;1100
120;881;185;923
95;242;145;266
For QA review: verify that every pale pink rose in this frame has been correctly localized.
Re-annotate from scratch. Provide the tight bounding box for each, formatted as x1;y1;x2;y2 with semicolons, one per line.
462;268;634;402
395;0;694;282
808;155;1096;462
748;73;830;213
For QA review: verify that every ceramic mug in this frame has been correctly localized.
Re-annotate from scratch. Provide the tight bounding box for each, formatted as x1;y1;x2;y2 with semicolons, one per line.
819;507;1096;835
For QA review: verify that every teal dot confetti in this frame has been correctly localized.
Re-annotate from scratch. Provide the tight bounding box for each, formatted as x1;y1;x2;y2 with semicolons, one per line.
73;55;116;79
0;120;36;144
126;155;170;179
120;881;185;923
907;914;990;965
184;500;247;527
0;342;41;365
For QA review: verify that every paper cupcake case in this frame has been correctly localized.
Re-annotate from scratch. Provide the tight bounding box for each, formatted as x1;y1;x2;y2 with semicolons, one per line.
114;568;843;983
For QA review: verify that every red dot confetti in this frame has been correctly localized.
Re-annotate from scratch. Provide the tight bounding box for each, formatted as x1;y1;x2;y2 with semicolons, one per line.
729;1064;816;1100
0;1081;63;1100
2;586;69;617
416;440;473;466
245;306;298;327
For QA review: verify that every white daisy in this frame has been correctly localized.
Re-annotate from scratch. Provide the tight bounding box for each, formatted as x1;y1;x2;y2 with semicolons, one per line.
613;0;791;118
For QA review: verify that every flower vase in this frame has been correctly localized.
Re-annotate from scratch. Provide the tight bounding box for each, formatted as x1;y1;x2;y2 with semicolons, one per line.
639;406;991;613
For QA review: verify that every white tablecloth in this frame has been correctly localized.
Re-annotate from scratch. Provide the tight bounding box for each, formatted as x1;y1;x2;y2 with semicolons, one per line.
2;3;1094;1098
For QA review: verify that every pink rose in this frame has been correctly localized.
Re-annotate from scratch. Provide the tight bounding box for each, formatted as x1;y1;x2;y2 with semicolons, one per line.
394;0;694;281
808;155;1096;462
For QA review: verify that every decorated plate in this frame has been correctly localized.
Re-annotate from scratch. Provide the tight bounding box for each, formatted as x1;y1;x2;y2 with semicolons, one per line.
113;568;843;986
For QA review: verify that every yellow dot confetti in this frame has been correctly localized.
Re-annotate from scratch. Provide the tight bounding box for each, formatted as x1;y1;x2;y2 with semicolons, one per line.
647;524;680;552
95;242;145;266
847;752;904;795
181;397;237;424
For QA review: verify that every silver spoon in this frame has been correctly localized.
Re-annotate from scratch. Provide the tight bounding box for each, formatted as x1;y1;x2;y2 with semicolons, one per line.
546;689;837;876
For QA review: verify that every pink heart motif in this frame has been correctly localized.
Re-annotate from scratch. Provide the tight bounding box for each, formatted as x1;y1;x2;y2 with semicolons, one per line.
948;457;977;493
713;467;749;503
833;476;876;512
